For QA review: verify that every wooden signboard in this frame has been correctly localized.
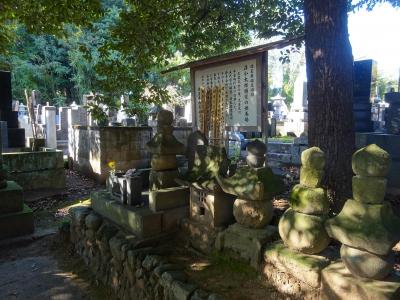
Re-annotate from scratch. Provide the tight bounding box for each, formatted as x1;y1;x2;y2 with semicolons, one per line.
191;53;266;133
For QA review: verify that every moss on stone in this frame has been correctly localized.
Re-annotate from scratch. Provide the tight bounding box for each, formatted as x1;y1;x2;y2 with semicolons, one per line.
352;144;391;177
301;147;325;170
289;184;329;215
352;175;387;204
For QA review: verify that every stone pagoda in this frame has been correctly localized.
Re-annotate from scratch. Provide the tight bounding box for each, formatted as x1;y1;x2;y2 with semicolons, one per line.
147;109;189;213
325;144;400;280
279;147;330;254
215;140;284;268
0;131;34;239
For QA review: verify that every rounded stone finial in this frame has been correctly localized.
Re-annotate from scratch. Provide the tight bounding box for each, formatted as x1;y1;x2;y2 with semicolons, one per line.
301;147;325;170
352;144;390;177
246;140;266;156
157;110;173;126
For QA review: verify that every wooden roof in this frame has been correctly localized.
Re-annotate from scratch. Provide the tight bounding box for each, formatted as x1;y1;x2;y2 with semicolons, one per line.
161;36;304;74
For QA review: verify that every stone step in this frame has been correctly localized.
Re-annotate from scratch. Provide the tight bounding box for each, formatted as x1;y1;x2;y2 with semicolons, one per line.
0;181;23;214
91;191;162;238
0;204;34;240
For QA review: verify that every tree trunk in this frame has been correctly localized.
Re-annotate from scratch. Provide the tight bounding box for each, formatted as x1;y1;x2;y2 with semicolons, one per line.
304;0;354;213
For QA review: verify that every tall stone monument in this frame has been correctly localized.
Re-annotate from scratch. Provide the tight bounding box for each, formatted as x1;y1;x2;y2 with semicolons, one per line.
216;140;284;268
325;144;400;280
0;130;34;239
279;147;330;254
147;109;189;213
0;71;25;147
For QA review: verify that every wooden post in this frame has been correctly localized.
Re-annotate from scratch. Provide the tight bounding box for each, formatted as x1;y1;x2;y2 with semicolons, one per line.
261;51;268;157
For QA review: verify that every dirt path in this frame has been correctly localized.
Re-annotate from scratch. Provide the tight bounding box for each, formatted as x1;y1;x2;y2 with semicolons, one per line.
0;234;114;300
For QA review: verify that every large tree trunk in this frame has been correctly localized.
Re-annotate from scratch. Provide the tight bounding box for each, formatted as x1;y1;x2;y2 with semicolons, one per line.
304;0;354;212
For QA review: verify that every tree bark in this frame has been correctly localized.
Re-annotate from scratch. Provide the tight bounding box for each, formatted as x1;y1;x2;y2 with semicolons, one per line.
304;0;354;212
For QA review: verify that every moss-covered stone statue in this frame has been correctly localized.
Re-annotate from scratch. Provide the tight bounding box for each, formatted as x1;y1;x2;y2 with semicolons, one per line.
217;140;284;229
278;147;331;254
325;144;400;280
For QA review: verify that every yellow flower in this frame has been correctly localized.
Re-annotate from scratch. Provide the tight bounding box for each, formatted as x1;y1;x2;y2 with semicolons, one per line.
108;161;116;170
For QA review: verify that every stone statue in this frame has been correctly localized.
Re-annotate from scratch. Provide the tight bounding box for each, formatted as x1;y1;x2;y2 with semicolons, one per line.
279;147;330;254
217;140;284;229
325;144;400;280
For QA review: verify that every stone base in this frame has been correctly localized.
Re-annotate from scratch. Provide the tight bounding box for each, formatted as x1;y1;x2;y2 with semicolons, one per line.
0;204;34;240
149;186;189;212
263;241;332;298
181;218;223;254
216;223;278;270
321;262;400;300
0;181;23;214
91;191;163;238
161;206;189;232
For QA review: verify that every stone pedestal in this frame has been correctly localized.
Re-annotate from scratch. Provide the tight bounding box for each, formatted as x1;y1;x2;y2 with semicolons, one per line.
263;241;335;298
0;181;34;239
216;223;278;269
321;262;400;300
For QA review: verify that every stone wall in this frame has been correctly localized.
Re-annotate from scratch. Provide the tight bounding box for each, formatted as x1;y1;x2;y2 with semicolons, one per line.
69;206;222;300
2;148;65;190
69;126;152;183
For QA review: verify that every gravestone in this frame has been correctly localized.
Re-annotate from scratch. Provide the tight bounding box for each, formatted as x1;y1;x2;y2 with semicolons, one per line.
385;91;400;135
353;60;377;133
0;71;25;147
44;105;57;148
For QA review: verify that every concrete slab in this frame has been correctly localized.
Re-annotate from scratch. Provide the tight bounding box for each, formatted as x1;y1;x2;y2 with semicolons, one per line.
91;191;162;238
0;204;34;240
321;261;400;300
0;181;23;214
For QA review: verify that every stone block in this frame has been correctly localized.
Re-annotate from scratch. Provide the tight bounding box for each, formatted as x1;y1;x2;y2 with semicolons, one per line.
181;218;221;254
0;204;34;240
6;168;65;190
301;147;325;170
217;223;278;269
91;191;162;238
162;205;189;231
279;208;330;254
300;167;324;188
352;175;387;204
352;144;391;177
190;187;235;228
289;184;329;215
149;186;189;212
263;241;330;288
321;261;400;300
149;169;180;190
0;181;23;214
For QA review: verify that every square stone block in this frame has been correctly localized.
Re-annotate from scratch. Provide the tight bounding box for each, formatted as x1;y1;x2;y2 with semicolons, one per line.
0;204;34;240
264;241;331;289
149;187;189;212
91;191;162;238
0;181;24;214
321;261;400;300
216;223;278;270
